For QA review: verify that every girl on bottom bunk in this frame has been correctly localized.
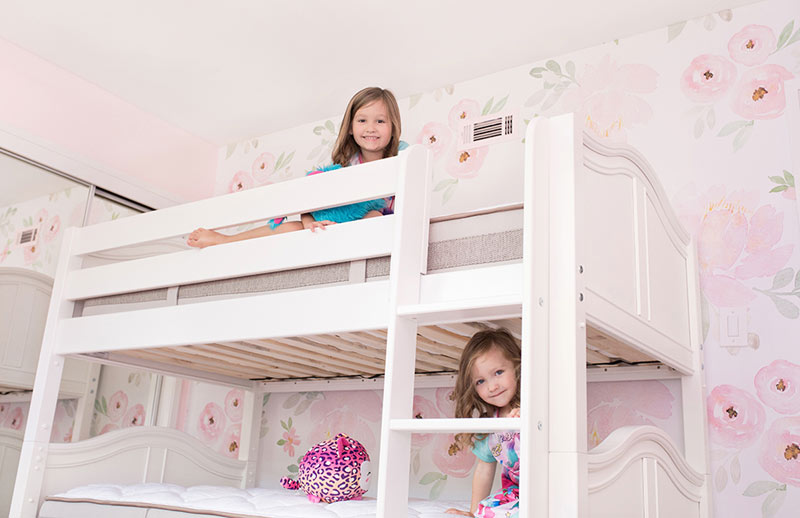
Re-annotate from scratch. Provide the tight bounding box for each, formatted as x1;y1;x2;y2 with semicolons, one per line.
187;86;407;248
446;329;521;518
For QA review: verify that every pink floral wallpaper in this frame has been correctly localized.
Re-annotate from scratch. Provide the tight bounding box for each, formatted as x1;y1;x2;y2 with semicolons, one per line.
90;365;153;436
0;399;76;443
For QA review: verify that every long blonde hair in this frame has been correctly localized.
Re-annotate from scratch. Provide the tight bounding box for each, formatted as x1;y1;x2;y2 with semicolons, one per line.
331;87;402;167
452;329;521;451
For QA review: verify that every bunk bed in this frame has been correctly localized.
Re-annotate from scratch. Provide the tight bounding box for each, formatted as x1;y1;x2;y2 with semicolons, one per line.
11;113;711;518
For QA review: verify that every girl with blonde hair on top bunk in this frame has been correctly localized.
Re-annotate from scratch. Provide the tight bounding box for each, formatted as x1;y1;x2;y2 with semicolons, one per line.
446;328;521;518
187;86;407;248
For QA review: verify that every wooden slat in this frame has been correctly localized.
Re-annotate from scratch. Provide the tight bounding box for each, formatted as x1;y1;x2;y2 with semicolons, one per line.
586;324;654;363
250;339;380;375
483;318;522;337
586;348;612;365
208;343;333;378
150;347;269;378
273;336;386;373
415;326;470;348
118;349;262;380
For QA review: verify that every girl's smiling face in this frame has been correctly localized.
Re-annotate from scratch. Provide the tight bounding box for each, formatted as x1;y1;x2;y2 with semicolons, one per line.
350;100;392;162
470;345;518;416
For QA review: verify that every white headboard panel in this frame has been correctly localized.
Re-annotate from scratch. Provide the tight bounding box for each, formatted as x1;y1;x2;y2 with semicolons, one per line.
0;429;23;518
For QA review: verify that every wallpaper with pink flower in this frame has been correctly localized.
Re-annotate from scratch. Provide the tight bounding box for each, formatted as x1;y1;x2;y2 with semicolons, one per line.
90;365;153;437
0;399;77;443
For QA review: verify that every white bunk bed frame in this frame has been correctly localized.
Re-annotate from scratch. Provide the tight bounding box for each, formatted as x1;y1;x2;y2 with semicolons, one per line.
11;114;711;518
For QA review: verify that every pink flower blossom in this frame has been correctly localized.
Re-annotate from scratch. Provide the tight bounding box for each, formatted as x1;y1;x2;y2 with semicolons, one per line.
707;385;765;448
561;55;658;141
728;25;777;66
43;216;61;243
755;360;800;414
412;396;440;447
730;64;794;120
228;171;253;193
107;390;128;422
759;416;800;487
783;187;796;201
22;244;40;265
100;423;119;435
122;404;145;427
225;389;244;423
281;427;301;457
35;209;48;225
680;55;737;103
415;122;453;160
221;424;242;458
7;407;24;430
309;391;381;454
251;153;276;184
431;433;475;478
587;381;674;448
448;99;481;130
435;387;456;417
446;146;489;180
198;402;226;442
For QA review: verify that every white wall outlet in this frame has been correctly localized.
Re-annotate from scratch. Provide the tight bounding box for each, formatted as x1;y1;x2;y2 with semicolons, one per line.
719;307;748;347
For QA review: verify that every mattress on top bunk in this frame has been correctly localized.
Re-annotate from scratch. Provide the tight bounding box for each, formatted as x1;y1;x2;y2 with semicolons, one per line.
41;484;466;518
78;208;523;310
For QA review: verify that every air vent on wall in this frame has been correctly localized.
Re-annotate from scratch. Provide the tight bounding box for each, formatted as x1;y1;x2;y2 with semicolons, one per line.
16;227;39;246
457;112;517;150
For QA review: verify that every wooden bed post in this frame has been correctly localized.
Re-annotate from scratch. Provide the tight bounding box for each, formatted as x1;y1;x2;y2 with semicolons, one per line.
375;146;431;518
10;227;82;518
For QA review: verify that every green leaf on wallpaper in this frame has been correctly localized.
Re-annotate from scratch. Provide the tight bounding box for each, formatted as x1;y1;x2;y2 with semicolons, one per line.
287;464;299;474
762;487;787;518
529;67;547;78
434;179;457;192
718;9;733;22
743;481;780;496
262;393;271;407
785;170;795;187
253;139;259;149
786;27;800;47
445;84;455;94
667;21;687;42
443;183;457;205
412;451;420;475
714;465;727;492
717;120;750;137
277;439;286;446
706;108;716;129
430;478;446;500
409;93;424;110
565;60;576;79
794;269;800;290
225;143;237;159
770;185;789;193
769;175;787;184
772;268;794;290
525;89;547;107
284;151;295;167
545;60;561;75
732;125;753;151
693;118;705;139
481;97;494;116
776;21;795;50
419;472;444;485
325;120;336;134
770;295;799;319
543;81;555;90
730;455;741;484
313;126;324;135
307;144;324;161
294;398;313;416
94;398;103;415
283;393;302;409
491;95;509;114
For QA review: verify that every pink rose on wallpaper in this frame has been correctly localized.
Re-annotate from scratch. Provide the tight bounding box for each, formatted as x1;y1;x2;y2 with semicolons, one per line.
759;416;800;487
23;244;40;265
221;424;241;459
412;395;441;447
309;391;381;455
43;215;61;243
728;25;777;66
755;360;800;414
251;152;276;184
100;423;119;435
560;55;658;141
8;407;24;430
730;64;794;120
432;432;474;478
448;99;481;129
281;427;301;457
680;55;737;103
435;387;456;417
707;384;765;449
734;205;794;279
587;381;674;447
107;390;129;422
228;171;254;193
122;404;145;427
198;402;226;442
35;208;48;225
446;146;489;180
225;389;244;423
416;122;453;160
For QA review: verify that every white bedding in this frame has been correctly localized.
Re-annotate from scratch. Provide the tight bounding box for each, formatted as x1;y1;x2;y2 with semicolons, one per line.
44;484;468;518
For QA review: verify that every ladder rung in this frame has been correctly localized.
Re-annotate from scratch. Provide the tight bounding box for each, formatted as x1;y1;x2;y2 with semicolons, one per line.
390;417;521;433
396;296;521;325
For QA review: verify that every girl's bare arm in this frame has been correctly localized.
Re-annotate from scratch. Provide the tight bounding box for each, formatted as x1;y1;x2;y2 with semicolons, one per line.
446;458;496;516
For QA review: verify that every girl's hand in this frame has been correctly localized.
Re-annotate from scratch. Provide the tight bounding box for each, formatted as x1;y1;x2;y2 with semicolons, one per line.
303;219;336;232
445;509;473;517
187;228;227;248
507;407;521;418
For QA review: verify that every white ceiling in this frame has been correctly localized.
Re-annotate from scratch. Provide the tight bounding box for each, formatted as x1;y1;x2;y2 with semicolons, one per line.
0;152;83;208
1;0;760;146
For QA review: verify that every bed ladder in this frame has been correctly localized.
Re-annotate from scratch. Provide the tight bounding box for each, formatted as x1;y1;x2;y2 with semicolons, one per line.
376;115;589;518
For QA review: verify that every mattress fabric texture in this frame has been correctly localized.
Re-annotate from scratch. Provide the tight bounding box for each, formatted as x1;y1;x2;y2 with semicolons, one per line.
47;484;468;518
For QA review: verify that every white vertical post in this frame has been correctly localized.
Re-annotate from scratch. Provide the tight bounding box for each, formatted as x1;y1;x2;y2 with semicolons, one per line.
10;227;82;518
376;146;431;518
681;240;712;518
520;117;552;518
547;114;587;518
239;386;263;488
70;362;101;441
